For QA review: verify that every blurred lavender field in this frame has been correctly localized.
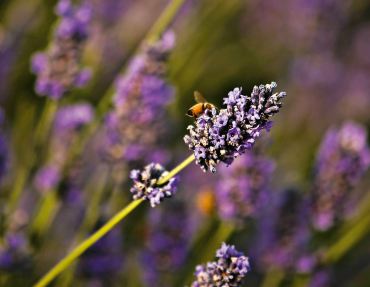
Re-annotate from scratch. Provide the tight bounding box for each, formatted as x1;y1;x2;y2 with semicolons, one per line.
0;0;369;286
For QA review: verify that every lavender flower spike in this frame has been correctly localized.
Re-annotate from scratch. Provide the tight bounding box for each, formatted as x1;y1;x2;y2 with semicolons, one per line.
184;82;286;172
192;242;250;287
310;121;370;230
31;0;92;99
130;163;178;207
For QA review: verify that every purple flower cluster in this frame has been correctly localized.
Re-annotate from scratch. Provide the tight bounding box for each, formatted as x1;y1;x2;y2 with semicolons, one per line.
130;163;178;207
141;201;192;286
192;242;250;287
101;31;175;164
310;122;370;230
31;0;92;99
184;82;286;172
33;103;94;193
254;189;314;273
216;152;275;221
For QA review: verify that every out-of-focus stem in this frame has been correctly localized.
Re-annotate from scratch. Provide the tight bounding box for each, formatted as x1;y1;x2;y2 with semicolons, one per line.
145;0;187;44
260;269;285;287
9;100;58;217
7;165;28;214
323;193;370;263
30;191;60;236
323;212;370;263
34;99;58;147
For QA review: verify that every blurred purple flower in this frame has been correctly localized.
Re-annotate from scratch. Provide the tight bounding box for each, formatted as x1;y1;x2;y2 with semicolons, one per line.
141;201;192;286
78;225;123;282
33;165;60;193
253;189;314;273
310;122;370;231
130;163;178;207
0;232;31;272
216;152;275;222
100;31;175;165
308;269;332;287
54;103;94;131
191;242;250;287
31;0;92;99
33;103;94;192
0;109;9;183
184;82;286;172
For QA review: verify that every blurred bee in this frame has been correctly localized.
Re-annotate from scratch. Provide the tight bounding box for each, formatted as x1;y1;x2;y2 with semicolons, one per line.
186;91;216;118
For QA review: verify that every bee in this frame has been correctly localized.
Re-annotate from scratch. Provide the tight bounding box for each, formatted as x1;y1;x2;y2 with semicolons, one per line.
186;91;217;118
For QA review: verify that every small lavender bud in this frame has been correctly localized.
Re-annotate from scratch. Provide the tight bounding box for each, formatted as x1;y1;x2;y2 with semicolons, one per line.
310;121;370;230
130;163;178;207
184;83;286;172
191;242;250;287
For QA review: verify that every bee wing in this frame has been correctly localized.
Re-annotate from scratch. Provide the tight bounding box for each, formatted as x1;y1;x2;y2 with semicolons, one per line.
194;91;207;103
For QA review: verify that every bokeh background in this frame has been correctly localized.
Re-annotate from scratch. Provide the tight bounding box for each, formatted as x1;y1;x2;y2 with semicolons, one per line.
0;0;369;286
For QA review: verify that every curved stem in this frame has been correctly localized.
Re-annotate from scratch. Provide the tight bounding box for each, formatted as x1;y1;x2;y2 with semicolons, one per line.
33;199;144;287
34;153;195;286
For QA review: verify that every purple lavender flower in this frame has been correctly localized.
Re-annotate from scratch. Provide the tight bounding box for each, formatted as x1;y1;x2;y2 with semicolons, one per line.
141;201;192;286
78;225;123;282
0;232;31;272
216;152;275;222
253;189;313;273
130;163;178;207
31;0;92;99
100;31;175;165
33;103;94;192
191;242;250;287
184;82;286;172
310;122;370;231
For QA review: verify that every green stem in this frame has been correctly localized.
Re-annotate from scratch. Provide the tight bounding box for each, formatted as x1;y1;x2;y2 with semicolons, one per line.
157;154;195;185
33;199;144;287
34;154;195;286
